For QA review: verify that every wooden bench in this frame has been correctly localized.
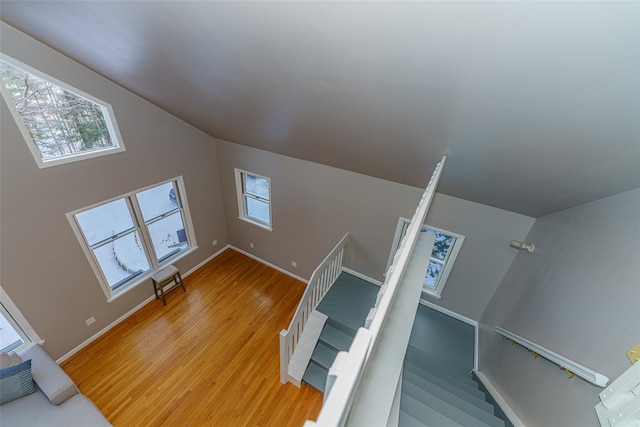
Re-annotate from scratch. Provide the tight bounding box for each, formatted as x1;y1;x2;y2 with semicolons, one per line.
151;265;185;305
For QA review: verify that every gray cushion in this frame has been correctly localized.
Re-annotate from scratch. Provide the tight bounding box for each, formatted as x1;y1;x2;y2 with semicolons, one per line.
0;359;37;404
0;351;21;368
0;389;112;427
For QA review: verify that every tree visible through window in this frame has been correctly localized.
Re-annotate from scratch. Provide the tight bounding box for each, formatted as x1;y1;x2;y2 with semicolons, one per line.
0;55;124;167
390;219;465;297
423;228;455;288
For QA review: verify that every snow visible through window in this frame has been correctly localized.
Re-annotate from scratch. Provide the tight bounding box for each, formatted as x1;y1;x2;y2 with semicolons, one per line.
70;178;193;297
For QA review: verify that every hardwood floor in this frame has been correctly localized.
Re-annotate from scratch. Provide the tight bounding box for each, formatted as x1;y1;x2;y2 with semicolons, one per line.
61;249;323;426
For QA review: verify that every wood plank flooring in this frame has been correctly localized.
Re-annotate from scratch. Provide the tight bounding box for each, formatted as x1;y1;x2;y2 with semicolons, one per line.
61;249;323;426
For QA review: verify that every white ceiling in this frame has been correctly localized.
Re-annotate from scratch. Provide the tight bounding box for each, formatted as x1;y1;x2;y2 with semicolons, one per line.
1;1;639;217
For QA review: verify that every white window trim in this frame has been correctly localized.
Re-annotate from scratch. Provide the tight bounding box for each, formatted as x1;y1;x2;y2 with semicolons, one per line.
0;286;43;352
0;53;126;169
234;168;272;231
387;217;465;298
66;176;198;302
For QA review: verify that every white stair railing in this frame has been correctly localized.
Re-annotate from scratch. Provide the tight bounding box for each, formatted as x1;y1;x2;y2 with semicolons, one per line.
280;233;350;384
304;155;447;427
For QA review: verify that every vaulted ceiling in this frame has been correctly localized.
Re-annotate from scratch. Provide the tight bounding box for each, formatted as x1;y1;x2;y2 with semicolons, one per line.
1;1;638;217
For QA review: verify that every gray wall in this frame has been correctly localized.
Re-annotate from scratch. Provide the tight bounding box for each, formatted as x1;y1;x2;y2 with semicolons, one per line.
216;140;534;321
216;139;421;281
478;188;640;426
0;23;228;360
423;193;534;320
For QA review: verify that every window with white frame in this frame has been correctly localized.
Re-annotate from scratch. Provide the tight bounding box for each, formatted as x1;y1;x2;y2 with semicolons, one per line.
234;169;272;230
68;177;197;301
388;218;464;298
0;287;41;353
0;54;125;168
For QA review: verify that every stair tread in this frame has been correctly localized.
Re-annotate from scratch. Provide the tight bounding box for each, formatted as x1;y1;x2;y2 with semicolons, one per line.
311;341;339;369
405;346;477;386
319;323;353;351
302;360;327;393
401;392;462;427
326;317;357;337
403;368;487;408
403;379;504;427
399;409;428;427
401;380;498;427
404;359;479;394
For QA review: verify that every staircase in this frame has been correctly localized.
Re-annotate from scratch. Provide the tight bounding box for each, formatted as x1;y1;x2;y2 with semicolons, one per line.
302;277;512;426
302;272;378;392
303;318;356;392
400;345;506;427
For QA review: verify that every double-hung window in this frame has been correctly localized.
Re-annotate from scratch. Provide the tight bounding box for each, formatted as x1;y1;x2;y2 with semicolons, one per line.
388;218;464;298
68;177;196;301
234;169;272;230
0;54;124;168
0;287;41;353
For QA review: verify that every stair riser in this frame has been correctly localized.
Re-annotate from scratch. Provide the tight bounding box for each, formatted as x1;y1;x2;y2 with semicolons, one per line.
402;380;504;427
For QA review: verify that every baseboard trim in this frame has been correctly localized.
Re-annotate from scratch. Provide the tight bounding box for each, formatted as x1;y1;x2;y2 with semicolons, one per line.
418;299;478;327
473;370;526;427
341;267;383;287
56;246;231;364
184;245;231;276
229;245;309;284
56;294;155;364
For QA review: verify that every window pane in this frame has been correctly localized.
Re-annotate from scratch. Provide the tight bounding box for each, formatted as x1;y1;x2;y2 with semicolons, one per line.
245;196;270;224
0;311;24;352
136;182;178;222
424;260;442;288
423;228;455;261
244;174;270;200
93;232;150;289
147;212;188;262
75;199;135;246
0;60;115;160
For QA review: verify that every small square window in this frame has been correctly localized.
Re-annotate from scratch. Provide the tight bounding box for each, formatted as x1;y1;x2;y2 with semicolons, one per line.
0;54;125;168
235;169;272;230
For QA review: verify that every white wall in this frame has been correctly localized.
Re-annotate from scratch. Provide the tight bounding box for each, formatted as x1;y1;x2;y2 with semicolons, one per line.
478;188;640;426
216;140;534;321
0;23;228;359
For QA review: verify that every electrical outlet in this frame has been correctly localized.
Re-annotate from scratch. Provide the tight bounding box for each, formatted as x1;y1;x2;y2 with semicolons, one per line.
212;240;218;246
85;316;96;326
291;261;297;268
250;242;254;248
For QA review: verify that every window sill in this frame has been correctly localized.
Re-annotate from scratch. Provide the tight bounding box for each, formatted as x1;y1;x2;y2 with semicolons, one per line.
106;246;198;302
421;288;442;299
238;216;272;231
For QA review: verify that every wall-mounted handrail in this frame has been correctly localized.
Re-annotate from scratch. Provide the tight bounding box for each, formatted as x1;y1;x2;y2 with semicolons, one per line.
279;232;350;384
495;326;609;387
304;155;447;426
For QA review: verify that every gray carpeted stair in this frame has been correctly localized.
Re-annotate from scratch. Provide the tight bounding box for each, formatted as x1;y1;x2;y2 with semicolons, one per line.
302;272;378;393
399;342;506;427
302;319;356;392
300;272;510;427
